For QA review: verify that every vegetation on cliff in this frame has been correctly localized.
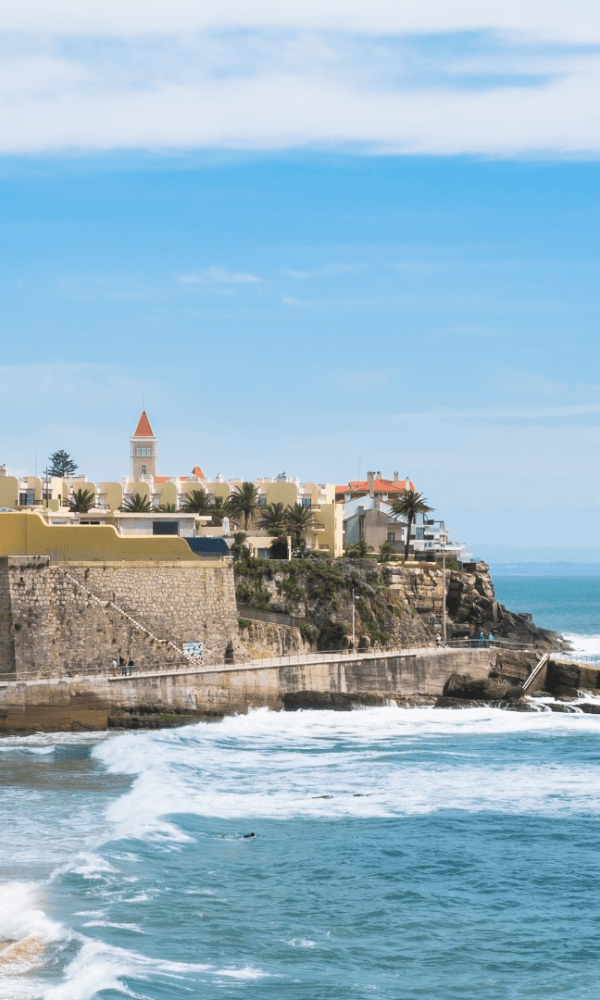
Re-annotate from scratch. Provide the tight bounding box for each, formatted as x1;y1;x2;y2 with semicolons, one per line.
234;554;561;653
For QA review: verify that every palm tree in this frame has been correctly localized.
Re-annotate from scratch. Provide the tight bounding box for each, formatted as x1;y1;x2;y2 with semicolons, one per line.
379;541;396;562
228;482;259;531
388;489;433;563
159;503;177;512
258;502;288;536
69;488;95;513
285;503;316;550
120;492;153;513
182;488;212;514
209;495;230;527
231;532;249;560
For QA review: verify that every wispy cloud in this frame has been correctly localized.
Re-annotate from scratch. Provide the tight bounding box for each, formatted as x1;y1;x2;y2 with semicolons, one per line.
1;4;600;155
177;266;261;285
281;295;307;306
389;403;600;422
280;263;370;279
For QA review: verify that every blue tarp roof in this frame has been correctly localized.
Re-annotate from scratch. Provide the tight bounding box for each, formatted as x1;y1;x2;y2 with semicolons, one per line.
185;537;230;556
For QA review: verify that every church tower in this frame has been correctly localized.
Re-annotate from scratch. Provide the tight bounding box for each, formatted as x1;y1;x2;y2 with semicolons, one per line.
130;411;157;480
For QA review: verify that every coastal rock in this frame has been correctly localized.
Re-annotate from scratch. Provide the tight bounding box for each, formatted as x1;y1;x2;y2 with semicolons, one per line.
443;672;523;702
282;691;392;712
545;661;580;694
434;696;488;709
554;686;579;701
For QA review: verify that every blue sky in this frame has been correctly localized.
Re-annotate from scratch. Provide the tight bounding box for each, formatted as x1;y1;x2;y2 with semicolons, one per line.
1;2;600;559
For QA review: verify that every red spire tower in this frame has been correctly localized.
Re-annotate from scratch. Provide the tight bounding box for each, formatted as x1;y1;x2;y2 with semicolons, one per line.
130;411;157;481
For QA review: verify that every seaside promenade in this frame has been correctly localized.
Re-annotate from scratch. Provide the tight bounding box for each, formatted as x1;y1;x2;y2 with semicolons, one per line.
0;641;566;735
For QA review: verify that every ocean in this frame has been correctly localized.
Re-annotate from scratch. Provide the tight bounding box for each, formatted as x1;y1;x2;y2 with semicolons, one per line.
2;573;600;999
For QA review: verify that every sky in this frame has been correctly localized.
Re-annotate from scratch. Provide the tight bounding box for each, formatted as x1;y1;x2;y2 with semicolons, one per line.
1;1;600;560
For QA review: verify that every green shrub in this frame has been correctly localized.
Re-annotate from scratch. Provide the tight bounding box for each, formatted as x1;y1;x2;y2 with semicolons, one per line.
299;623;316;645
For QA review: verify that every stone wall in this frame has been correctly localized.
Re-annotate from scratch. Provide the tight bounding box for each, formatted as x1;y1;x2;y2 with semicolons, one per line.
0;560;15;674
0;557;244;677
0;647;496;732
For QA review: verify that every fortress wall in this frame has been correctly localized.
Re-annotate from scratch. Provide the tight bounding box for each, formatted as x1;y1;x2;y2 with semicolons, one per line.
0;558;243;678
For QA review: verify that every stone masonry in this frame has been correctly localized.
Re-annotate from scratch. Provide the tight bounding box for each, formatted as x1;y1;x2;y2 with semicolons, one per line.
0;556;244;678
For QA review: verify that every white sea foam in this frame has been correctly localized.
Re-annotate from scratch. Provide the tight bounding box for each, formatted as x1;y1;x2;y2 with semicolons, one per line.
42;936;267;999
0;882;66;947
214;966;271;978
0;882;72;1000
82;920;144;932
562;631;600;658
90;706;600;835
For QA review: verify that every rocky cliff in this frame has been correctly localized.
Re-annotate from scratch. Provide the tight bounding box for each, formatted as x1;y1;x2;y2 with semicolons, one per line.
233;556;562;653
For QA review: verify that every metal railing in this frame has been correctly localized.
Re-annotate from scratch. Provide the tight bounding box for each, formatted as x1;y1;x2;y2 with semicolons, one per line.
0;639;531;686
237;605;307;629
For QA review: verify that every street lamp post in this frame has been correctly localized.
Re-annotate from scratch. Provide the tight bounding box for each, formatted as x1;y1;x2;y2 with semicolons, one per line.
351;588;363;652
441;542;447;644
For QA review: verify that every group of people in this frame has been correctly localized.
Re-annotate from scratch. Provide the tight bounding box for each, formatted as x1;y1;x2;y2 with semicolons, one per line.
111;656;135;675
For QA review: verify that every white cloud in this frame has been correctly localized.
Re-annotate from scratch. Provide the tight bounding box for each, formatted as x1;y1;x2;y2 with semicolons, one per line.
2;2;600;43
388;403;600;422
177;266;261;285
0;3;599;155
280;264;369;279
281;295;307;306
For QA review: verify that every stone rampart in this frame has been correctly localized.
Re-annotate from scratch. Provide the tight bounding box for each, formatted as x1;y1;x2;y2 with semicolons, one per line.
0;556;243;678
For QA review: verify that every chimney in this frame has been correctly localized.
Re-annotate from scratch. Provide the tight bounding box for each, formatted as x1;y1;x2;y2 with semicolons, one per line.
367;471;375;498
393;471;398;484
0;465;6;477
376;470;381;478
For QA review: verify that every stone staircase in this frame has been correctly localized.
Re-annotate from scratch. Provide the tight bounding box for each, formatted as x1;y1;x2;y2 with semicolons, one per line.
58;564;196;666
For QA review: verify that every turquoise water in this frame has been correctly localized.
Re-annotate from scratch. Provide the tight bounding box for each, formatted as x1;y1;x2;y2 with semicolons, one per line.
494;575;600;657
2;576;600;999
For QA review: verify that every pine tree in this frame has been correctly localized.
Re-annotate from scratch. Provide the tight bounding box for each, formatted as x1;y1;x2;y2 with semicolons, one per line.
47;450;78;477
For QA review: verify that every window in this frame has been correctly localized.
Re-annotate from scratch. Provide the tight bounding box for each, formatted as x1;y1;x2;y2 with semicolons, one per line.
258;548;271;558
136;446;152;456
301;497;311;508
152;521;179;535
257;496;266;506
416;527;424;540
19;492;35;506
140;466;147;476
387;532;395;542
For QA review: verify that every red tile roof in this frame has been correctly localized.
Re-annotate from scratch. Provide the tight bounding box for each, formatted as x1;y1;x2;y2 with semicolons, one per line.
153;470;204;484
133;410;154;437
335;479;415;495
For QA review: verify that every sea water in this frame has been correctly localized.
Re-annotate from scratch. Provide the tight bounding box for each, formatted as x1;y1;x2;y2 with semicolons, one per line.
2;575;600;999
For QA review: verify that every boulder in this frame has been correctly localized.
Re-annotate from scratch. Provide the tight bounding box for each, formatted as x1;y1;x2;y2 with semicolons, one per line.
443;673;523;702
545;661;580;694
554;686;579;701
